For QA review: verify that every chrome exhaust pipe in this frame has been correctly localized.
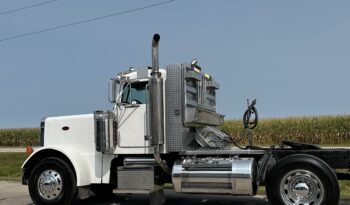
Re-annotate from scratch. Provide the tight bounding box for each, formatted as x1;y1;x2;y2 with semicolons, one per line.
152;34;160;75
150;34;164;146
149;34;170;175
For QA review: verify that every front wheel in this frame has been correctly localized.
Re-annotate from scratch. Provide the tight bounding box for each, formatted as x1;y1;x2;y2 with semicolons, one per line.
266;154;339;205
28;158;77;205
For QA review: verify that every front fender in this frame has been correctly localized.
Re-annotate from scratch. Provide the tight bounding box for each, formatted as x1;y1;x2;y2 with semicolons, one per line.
22;146;91;186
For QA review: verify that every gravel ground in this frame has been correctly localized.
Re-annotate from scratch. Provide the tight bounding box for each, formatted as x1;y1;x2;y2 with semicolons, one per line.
0;148;25;153
0;181;349;205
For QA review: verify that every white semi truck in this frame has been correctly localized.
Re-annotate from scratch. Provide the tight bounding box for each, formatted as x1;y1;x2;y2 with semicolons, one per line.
22;34;350;205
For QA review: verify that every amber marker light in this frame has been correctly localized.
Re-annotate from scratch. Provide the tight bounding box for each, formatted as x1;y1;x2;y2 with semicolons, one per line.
26;146;34;157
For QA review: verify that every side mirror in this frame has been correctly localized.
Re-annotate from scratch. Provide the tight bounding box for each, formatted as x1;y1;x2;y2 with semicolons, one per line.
108;78;117;103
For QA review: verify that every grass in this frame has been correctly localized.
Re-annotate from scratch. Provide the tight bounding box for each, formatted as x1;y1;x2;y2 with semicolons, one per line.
340;180;350;200
0;152;27;181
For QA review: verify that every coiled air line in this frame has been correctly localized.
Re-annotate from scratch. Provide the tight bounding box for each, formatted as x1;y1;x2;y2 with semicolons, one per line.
243;99;258;146
243;99;258;129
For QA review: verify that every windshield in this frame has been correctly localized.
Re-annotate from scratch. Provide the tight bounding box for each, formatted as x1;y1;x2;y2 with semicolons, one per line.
121;81;148;104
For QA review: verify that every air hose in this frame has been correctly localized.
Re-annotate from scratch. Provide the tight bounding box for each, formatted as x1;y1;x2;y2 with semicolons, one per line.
243;99;258;129
221;99;259;148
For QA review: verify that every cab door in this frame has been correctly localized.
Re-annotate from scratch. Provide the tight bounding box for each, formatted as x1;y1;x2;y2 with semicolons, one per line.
116;81;150;149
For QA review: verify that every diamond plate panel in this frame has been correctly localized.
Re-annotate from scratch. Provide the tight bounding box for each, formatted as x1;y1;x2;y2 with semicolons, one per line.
165;64;189;152
117;167;154;190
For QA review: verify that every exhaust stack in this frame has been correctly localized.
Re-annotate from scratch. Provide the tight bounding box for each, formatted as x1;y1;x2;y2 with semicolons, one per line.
150;34;164;145
152;34;161;76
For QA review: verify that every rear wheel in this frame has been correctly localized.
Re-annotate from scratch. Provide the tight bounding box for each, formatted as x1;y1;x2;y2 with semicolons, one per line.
28;158;77;205
266;154;339;205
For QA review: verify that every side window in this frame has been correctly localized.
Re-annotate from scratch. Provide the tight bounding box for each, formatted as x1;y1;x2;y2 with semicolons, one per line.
121;81;148;104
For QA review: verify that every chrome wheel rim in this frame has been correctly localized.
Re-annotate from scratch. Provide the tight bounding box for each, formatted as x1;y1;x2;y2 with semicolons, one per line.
37;169;63;200
280;169;324;205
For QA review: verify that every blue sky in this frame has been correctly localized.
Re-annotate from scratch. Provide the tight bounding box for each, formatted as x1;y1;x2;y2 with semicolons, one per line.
0;0;349;128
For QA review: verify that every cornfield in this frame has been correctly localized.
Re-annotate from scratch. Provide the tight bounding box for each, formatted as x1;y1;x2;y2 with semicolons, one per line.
221;115;350;146
0;128;39;147
0;115;350;147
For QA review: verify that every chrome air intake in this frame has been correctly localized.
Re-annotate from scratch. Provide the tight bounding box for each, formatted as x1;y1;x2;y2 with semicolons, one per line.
94;110;114;152
172;158;256;195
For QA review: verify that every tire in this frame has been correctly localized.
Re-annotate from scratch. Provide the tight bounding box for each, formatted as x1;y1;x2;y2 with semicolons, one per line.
266;154;339;205
28;157;77;205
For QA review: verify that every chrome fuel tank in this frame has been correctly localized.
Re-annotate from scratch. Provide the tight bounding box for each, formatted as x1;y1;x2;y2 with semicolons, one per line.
172;158;256;195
